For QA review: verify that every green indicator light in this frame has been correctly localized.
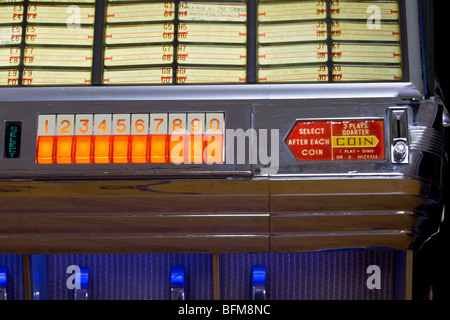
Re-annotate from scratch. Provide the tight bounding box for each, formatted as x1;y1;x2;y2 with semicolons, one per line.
4;122;21;159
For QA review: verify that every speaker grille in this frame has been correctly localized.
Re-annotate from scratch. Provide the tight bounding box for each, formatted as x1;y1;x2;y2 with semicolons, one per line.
0;255;24;300
46;254;214;300
220;250;395;300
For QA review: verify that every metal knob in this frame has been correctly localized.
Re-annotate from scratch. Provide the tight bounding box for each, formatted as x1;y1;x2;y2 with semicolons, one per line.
393;141;408;162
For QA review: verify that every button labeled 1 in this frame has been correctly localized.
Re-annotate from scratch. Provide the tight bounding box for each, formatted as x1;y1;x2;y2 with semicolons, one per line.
36;115;56;164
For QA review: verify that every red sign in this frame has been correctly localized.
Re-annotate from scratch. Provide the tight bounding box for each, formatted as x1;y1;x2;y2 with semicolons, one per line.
285;120;385;161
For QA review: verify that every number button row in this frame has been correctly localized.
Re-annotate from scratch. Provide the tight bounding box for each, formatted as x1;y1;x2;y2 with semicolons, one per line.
36;113;225;165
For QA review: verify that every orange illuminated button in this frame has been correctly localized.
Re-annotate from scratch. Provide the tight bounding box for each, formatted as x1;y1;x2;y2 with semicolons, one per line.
204;113;225;163
93;114;112;163
187;113;205;163
55;136;74;164
112;135;130;163
131;135;148;163
149;113;168;163
112;114;130;163
55;114;75;164
74;114;93;164
131;114;149;163
93;136;111;163
169;113;187;164
74;136;92;163
36;136;55;164
150;135;167;163
36;115;56;164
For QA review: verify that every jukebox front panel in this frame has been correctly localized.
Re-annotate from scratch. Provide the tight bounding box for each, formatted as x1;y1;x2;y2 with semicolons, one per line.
0;0;445;301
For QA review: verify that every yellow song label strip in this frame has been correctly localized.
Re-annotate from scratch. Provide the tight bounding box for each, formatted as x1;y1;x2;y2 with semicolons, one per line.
177;45;246;66
258;21;327;44
178;2;247;22
178;23;247;44
176;67;246;84
258;65;329;83
331;21;400;41
23;47;93;67
258;43;328;66
0;5;24;23
26;5;95;24
22;69;92;86
0;69;19;86
332;65;402;82
25;26;94;46
330;1;399;20
258;1;327;22
0;47;20;67
106;3;175;23
0;26;22;45
104;45;174;67
105;24;174;45
30;0;95;2
0;0;23;3
103;67;173;85
332;43;401;64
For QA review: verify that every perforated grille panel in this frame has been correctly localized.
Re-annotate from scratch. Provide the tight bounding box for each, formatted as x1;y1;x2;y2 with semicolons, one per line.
220;250;395;300
0;255;24;301
46;254;213;300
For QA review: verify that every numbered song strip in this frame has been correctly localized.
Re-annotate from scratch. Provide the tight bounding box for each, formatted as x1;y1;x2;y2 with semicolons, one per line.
0;47;20;67
258;43;328;66
0;69;19;86
331;43;402;64
331;22;400;41
0;26;22;45
176;67;246;84
29;0;95;2
22;69;92;86
178;23;247;44
258;1;327;22
331;65;402;82
106;2;176;23
178;2;247;22
104;45;174;67
177;45;246;66
25;26;94;46
26;5;95;24
103;67;173;85
330;1;399;20
0;5;24;23
23;47;93;67
258;21;327;44
105;24;175;45
258;65;329;83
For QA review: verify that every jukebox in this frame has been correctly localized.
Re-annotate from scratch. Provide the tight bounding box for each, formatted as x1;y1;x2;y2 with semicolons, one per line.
0;0;447;300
